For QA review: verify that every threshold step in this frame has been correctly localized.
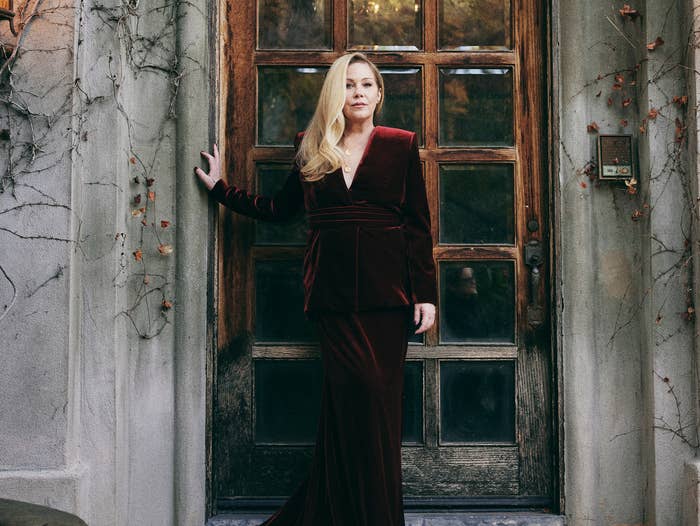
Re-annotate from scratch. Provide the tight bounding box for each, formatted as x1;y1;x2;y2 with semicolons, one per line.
208;512;565;526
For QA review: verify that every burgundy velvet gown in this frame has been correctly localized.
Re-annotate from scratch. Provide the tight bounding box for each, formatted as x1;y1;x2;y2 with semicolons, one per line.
210;126;438;526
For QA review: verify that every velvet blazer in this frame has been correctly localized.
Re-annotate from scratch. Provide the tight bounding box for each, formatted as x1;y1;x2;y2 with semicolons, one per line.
211;125;438;317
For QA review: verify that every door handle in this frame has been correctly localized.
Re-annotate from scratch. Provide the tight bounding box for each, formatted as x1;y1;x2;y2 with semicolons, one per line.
524;240;544;326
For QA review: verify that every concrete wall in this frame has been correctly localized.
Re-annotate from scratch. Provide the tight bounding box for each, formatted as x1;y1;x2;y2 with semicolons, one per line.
556;0;698;524
0;0;212;524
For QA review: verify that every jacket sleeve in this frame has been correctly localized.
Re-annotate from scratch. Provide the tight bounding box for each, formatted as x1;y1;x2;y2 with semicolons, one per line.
209;132;304;222
402;132;438;305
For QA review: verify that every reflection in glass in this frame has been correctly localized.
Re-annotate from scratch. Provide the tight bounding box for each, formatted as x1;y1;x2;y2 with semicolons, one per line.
255;260;317;342
258;0;331;49
255;163;308;245
402;361;423;444
439;164;514;244
375;68;423;144
349;0;422;50
258;67;328;146
439;68;513;146
255;359;323;443
440;360;515;443
439;261;515;343
439;0;511;50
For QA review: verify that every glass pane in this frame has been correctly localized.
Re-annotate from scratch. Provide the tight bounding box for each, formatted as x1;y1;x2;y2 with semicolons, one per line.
255;260;317;343
402;361;423;444
255;163;308;245
258;0;331;49
439;0;511;50
255;359;323;443
439;261;515;343
439;164;514;244
349;0;422;50
439;68;513;147
440;360;515;443
258;66;328;146
375;67;423;145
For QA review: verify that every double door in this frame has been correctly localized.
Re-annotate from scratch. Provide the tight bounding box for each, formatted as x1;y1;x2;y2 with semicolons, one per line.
214;0;553;509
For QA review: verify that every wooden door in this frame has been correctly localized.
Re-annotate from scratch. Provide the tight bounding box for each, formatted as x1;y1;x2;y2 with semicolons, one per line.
214;0;552;510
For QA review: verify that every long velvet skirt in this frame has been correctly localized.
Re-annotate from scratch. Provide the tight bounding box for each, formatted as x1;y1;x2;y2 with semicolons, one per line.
259;306;412;526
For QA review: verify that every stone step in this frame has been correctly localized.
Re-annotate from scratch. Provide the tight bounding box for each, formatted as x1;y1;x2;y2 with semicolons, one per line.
208;512;566;526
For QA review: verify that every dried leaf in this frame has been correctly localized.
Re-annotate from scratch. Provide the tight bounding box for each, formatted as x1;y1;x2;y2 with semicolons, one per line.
612;83;623;91
673;95;688;107
161;299;173;310
160;220;171;228
631;209;643;221
133;248;143;261
615;73;625;84
131;209;143;217
607;97;614;107
619;4;639;18
148;191;155;202
146;178;155;187
130;156;136;164
134;194;142;204
676;117;686;143
648;108;659;119
622;97;632;108
580;181;588;189
141;219;147;226
639;119;647;134
647;36;664;51
158;243;173;255
587;121;600;133
620;119;629;127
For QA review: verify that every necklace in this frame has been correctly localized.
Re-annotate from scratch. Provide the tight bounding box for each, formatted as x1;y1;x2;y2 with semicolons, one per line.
339;128;374;173
339;143;353;172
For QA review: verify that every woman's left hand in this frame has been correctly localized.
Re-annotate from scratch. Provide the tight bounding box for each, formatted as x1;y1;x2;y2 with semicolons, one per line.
414;302;436;334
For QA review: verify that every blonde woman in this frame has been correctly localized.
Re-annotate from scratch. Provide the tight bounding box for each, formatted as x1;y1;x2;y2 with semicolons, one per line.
196;52;437;526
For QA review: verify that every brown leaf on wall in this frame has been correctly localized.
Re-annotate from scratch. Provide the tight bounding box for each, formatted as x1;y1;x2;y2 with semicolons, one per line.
619;4;639;19
647;36;664;51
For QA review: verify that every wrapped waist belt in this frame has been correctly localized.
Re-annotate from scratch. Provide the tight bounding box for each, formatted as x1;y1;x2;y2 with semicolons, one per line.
308;205;402;228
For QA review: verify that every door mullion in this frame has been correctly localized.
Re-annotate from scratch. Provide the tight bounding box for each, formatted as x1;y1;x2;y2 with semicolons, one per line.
424;358;438;448
423;0;436;53
333;0;347;51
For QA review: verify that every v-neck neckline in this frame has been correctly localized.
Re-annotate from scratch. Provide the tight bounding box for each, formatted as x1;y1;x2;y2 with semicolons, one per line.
341;125;380;192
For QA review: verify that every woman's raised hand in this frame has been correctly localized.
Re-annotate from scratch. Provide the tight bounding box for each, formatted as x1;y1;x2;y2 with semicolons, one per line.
195;143;222;191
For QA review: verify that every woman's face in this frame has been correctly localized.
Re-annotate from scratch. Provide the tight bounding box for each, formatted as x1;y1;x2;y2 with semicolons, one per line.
342;61;381;126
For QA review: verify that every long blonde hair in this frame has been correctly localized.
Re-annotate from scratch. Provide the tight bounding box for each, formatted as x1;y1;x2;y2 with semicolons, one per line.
296;52;385;182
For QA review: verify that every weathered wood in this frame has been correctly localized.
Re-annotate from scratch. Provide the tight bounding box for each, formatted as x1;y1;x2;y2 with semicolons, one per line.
402;447;519;496
434;246;518;258
407;346;518;360
252;51;517;67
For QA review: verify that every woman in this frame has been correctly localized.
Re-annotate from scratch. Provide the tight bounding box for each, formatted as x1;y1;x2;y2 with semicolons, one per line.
195;52;437;526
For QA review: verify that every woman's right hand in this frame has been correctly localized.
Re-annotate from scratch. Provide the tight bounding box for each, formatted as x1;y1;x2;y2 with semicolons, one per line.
195;143;222;191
